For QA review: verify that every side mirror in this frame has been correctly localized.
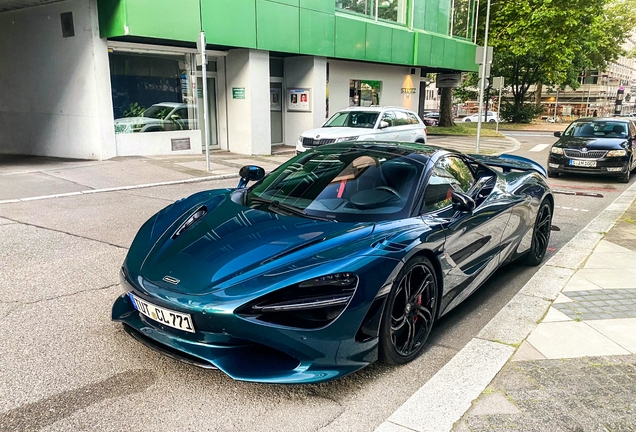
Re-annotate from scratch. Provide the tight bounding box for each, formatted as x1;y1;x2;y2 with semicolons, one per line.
451;191;476;212
379;120;389;129
553;131;562;137
238;165;265;188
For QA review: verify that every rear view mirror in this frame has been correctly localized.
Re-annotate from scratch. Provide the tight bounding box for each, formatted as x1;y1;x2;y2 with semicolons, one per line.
451;191;476;212
238;165;265;188
553;131;562;137
379;121;389;129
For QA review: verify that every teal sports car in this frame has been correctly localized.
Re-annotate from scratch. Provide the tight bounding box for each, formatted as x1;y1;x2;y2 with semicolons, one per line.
112;142;553;383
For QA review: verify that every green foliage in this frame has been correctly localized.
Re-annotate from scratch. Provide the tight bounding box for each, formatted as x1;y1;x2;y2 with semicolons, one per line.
124;102;145;118
499;102;544;123
481;0;636;122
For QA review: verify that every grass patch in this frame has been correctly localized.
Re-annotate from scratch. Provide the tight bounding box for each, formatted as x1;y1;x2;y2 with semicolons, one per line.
427;123;505;137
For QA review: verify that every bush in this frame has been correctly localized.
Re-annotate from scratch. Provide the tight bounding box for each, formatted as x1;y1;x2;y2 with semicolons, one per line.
499;102;543;123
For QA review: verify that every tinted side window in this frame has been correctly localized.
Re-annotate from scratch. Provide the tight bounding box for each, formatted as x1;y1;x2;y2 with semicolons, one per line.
423;157;474;212
394;111;410;126
380;111;397;127
408;113;421;125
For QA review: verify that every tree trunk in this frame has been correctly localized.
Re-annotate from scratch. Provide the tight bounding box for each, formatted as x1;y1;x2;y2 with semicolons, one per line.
439;87;455;127
535;82;542;105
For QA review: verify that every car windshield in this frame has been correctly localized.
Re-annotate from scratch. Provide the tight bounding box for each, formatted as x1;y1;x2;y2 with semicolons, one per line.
143;105;174;119
564;121;628;138
246;148;423;222
323;111;379;128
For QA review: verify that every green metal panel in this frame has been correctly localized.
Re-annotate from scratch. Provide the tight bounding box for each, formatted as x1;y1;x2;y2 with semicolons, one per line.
365;23;392;63
430;34;445;66
391;28;414;65
202;0;257;48
301;0;334;13
335;15;366;60
125;0;200;41
443;37;457;69
415;32;432;66
265;0;298;6
300;9;335;56
97;0;127;38
412;0;425;31
257;0;299;53
437;0;451;36
424;0;439;33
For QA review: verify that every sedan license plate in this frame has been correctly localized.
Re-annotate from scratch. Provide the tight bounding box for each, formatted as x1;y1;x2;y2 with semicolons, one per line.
129;293;195;333
570;160;596;167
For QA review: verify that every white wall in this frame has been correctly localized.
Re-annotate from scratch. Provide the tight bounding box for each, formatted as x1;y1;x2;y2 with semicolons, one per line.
115;130;202;157
328;60;421;116
283;56;327;147
225;49;271;155
0;0;116;160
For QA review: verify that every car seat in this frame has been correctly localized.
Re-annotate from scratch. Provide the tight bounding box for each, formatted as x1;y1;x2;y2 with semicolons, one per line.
611;124;626;137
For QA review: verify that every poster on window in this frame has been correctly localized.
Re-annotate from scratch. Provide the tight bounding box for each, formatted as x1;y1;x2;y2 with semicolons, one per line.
270;88;282;111
288;88;311;112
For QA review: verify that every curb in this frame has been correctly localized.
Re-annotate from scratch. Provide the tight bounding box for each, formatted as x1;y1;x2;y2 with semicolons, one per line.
0;173;242;205
375;179;636;432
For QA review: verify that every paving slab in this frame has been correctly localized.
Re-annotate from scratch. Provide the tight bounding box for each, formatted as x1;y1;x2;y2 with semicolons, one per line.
0;192;168;248
0;172;87;201
118;177;241;202
542;307;572;323
0;224;125;304
527;321;630;359
510;341;546;362
0;155;105;175
44;159;196;189
466;392;521;416
174;160;238;175
224;158;280;171
0;217;14;225
575;268;636;289
561;273;603;292
586;318;636;353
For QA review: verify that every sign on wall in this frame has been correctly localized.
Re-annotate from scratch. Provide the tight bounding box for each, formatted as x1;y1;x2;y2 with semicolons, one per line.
270;88;282;111
288;88;311;112
436;73;462;88
232;88;245;99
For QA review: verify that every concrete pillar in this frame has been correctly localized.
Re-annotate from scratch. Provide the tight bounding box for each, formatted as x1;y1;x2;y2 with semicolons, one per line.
225;49;271;155
284;57;328;146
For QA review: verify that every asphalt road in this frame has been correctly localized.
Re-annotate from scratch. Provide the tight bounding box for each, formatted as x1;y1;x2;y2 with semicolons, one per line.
1;134;633;432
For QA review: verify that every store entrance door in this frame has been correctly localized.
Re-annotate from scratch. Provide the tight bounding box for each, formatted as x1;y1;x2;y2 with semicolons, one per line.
196;72;219;150
270;80;283;144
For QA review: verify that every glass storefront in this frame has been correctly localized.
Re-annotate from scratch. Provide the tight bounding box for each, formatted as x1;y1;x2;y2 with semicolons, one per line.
349;79;382;107
108;49;220;154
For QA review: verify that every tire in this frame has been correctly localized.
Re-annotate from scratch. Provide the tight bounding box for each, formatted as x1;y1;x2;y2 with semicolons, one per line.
619;162;631;183
379;256;438;365
464;119;471;122
547;170;559;178
488;119;496;123
523;199;552;266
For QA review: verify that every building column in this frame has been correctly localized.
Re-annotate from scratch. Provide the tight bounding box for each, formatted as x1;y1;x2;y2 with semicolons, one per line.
225;49;271;155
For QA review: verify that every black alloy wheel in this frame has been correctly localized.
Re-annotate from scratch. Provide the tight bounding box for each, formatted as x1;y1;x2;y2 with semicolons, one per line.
379;256;438;365
523;199;552;266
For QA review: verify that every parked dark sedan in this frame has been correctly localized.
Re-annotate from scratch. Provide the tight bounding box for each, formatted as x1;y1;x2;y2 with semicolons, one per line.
548;118;636;182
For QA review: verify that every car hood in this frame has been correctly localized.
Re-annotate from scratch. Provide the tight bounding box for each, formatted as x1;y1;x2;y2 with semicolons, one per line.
300;127;376;139
555;136;628;149
138;192;374;295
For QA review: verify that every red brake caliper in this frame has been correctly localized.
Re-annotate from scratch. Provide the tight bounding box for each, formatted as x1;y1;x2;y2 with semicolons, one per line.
413;294;422;322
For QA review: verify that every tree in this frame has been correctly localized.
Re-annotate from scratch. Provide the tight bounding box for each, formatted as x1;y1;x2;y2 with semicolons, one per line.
479;0;636;122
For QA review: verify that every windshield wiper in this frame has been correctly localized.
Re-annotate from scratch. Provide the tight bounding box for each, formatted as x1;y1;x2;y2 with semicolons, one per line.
250;196;334;222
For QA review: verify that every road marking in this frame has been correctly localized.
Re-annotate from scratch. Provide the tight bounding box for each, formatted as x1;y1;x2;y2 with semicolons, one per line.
529;144;550;152
555;205;589;212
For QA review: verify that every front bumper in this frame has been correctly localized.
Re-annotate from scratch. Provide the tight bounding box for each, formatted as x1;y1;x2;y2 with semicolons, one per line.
548;154;630;177
112;256;398;384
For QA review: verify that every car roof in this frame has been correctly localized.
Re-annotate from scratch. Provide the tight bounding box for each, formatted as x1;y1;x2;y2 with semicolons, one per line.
338;106;415;113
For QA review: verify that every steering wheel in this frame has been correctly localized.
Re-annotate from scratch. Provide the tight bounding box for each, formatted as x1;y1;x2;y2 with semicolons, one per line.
375;186;401;198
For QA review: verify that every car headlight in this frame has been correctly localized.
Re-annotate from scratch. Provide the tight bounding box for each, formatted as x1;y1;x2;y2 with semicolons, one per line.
236;273;358;329
335;136;359;143
296;136;303;146
551;147;564;155
607;149;627;157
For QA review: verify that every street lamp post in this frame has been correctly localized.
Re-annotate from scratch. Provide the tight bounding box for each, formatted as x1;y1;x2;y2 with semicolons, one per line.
476;0;492;154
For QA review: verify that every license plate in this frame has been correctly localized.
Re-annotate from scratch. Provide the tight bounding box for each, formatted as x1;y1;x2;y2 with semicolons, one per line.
129;293;195;333
570;160;596;167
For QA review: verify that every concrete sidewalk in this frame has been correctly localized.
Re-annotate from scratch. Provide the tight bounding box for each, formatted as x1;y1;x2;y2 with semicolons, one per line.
376;182;636;432
454;201;636;432
0;135;516;203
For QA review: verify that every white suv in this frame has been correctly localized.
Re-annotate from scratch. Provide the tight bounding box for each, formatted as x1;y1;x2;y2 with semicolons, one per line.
296;107;427;153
